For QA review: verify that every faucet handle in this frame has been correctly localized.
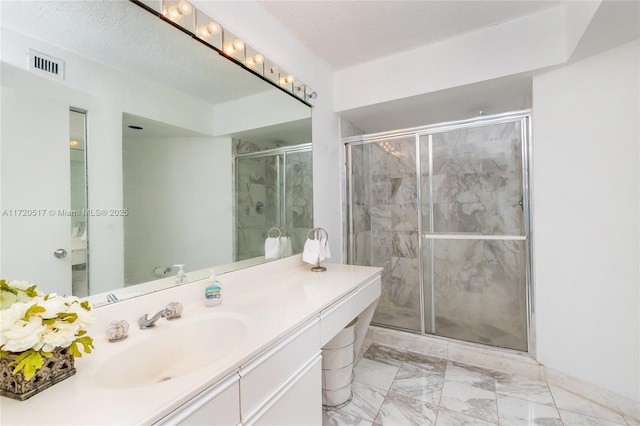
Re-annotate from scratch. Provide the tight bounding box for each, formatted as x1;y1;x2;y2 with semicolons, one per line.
106;320;129;342
165;302;183;320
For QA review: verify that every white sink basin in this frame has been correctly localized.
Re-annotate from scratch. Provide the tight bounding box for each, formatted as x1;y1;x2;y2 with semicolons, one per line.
94;313;247;389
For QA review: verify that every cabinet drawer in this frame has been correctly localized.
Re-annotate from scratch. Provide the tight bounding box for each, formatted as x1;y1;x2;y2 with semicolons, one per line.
319;276;381;346
156;372;240;426
239;318;320;421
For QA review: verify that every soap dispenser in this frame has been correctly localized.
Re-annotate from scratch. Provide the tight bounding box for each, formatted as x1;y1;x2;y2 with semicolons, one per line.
205;269;223;307
174;264;186;284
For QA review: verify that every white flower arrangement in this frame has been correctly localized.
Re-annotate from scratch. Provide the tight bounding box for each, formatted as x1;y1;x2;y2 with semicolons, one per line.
0;279;95;380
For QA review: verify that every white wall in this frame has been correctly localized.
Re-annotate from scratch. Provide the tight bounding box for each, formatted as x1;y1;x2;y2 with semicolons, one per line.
532;40;640;400
123;135;232;285
193;1;343;263
334;5;567;112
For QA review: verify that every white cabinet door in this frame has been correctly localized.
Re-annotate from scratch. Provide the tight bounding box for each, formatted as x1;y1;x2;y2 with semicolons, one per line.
156;372;240;426
239;317;320;420
247;354;322;426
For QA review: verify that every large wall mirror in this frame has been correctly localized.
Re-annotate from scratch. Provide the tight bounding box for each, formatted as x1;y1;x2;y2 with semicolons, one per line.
0;0;312;305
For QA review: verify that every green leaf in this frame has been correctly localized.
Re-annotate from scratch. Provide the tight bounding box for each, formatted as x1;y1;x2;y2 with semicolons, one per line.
76;330;87;337
22;304;45;321
56;312;78;323
24;285;39;298
80;301;91;311
9;350;44;381
69;336;94;358
0;280;18;295
42;318;56;325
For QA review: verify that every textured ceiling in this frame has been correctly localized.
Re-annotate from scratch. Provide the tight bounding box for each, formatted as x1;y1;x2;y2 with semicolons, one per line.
259;0;564;70
1;0;271;104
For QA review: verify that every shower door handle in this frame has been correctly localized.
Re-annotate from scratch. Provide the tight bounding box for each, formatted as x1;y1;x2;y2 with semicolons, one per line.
512;198;523;209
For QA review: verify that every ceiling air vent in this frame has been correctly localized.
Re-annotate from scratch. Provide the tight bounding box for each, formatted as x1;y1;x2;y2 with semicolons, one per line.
28;49;64;80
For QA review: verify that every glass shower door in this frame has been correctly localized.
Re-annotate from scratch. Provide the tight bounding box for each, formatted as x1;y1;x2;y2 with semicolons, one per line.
235;154;280;261
284;150;313;254
348;137;422;332
234;144;313;261
420;120;529;351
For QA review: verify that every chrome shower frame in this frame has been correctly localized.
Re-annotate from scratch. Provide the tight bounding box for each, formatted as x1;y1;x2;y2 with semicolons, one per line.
342;110;535;356
233;143;312;261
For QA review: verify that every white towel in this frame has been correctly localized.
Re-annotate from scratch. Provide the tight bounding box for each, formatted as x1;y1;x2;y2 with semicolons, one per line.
320;236;331;261
280;236;292;258
264;237;281;259
302;238;321;264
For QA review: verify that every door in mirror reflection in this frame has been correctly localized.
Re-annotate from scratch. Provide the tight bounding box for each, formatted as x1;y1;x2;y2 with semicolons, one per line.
0;87;85;295
69;109;89;296
234;144;312;261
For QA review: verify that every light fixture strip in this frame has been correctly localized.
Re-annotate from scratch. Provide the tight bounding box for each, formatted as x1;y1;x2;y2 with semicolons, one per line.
151;0;316;104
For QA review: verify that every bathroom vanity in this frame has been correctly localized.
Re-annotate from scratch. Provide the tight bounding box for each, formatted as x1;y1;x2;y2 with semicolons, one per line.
0;256;381;425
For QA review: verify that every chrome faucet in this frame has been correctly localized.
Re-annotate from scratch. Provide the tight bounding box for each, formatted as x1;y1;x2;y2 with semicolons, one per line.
138;302;183;329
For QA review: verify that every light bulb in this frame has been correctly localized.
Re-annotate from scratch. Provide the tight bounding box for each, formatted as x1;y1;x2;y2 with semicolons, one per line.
233;39;244;50
207;21;221;35
254;54;264;64
167;5;180;20
246;57;255;67
198;26;209;38
224;44;235;55
178;0;193;15
279;77;287;85
286;75;295;83
69;140;79;148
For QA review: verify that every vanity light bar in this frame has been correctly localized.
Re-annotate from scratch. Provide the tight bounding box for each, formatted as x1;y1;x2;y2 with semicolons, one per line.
132;0;316;104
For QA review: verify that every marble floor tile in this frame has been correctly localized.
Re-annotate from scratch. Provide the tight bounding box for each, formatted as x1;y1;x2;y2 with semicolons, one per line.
353;358;399;392
373;390;438;426
435;407;498;426
323;409;374;426
549;385;627;424
625;416;640;425
497;395;563;425
388;367;444;405
445;361;496;393
559;409;628;426
338;381;387;422
324;343;636;426
402;351;448;374
364;343;406;367
495;375;555;406
439;380;499;424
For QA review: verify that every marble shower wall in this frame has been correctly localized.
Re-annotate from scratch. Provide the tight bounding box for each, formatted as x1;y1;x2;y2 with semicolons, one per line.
425;122;523;235
428;239;528;351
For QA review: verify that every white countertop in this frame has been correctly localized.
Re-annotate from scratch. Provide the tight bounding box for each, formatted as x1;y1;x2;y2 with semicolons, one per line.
0;256;381;425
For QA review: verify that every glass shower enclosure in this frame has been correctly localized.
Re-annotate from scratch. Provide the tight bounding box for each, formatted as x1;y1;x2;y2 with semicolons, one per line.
234;143;313;261
346;112;531;352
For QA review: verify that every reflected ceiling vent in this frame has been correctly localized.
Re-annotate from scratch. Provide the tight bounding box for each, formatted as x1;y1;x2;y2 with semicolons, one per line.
28;49;64;80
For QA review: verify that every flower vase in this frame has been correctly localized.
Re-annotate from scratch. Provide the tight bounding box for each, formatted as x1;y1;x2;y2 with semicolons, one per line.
0;347;76;401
